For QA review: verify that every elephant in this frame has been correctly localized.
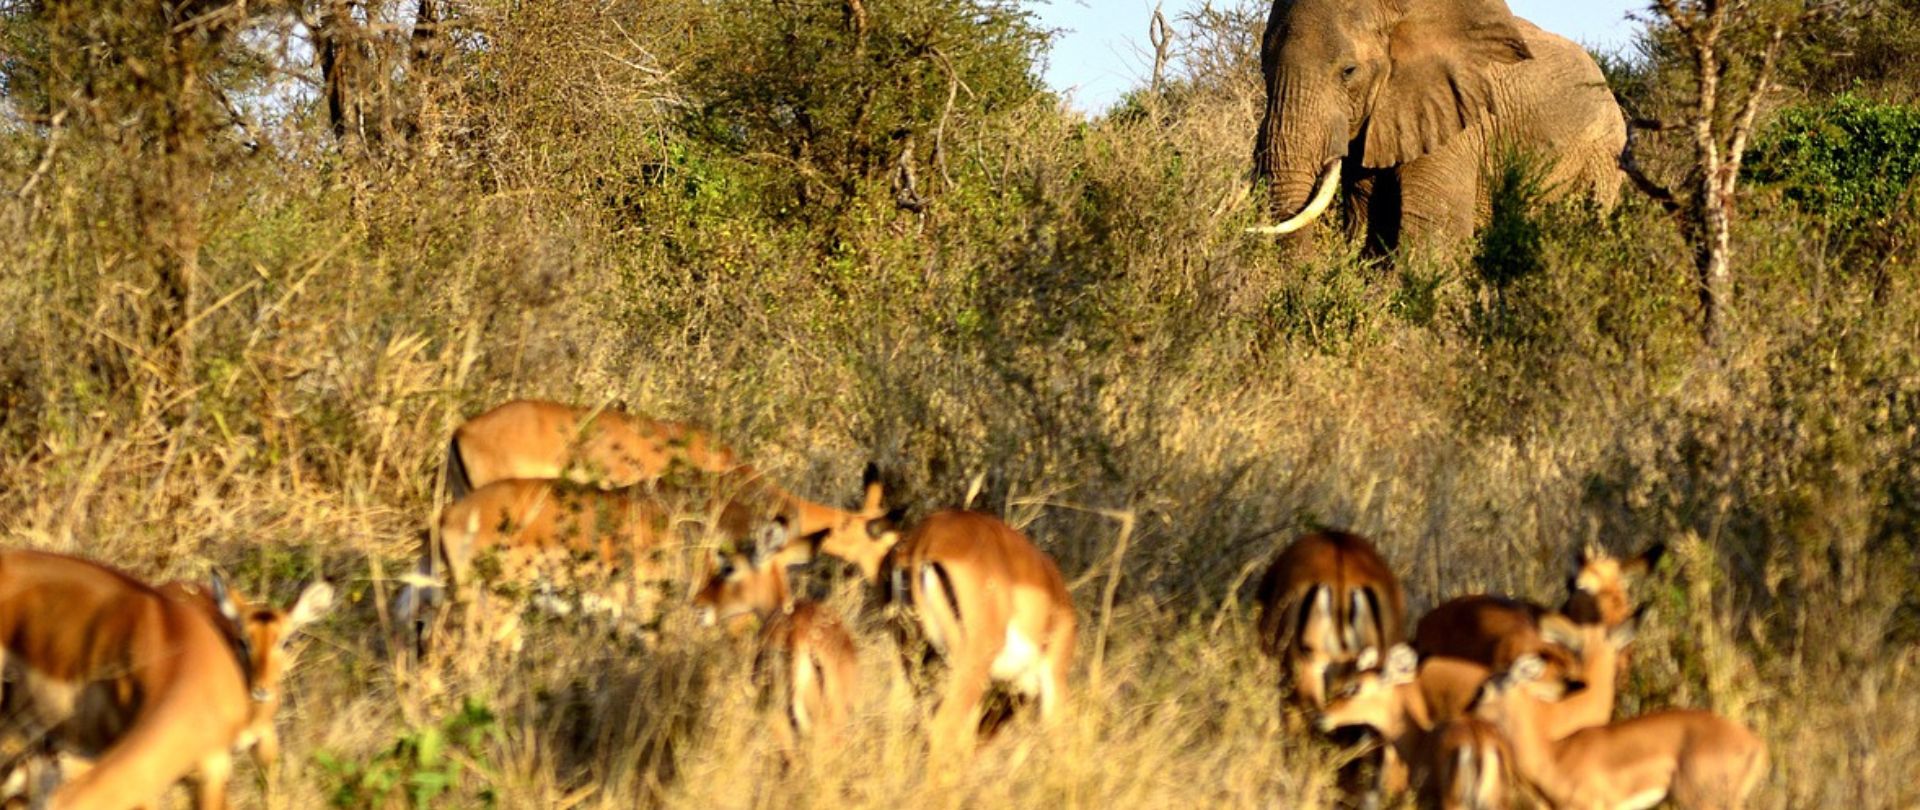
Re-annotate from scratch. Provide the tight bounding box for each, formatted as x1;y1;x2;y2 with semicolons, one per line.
1248;0;1626;255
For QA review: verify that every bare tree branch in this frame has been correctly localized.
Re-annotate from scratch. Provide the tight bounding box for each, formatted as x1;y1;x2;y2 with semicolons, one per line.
929;47;960;191
1724;22;1787;178
1149;4;1171;94
1621;129;1683;216
13;110;68;200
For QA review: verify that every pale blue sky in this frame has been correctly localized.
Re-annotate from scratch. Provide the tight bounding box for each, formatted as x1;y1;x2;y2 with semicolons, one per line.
1032;1;1643;111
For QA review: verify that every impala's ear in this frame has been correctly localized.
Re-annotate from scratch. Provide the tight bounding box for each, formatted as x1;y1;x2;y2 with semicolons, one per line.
1611;605;1646;648
209;572;244;629
1509;653;1547;683
1624;543;1666;576
860;463;886;513
1355;645;1381;672
1538;612;1581;652
770;523;830;568
752;516;792;565
1383;644;1419;685
1365;0;1531;168
285;581;336;632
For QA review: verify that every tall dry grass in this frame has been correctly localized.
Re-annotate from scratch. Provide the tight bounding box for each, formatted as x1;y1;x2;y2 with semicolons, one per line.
0;1;1916;807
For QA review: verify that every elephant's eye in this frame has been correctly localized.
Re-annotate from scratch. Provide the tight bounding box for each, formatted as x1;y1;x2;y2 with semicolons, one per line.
1341;64;1359;82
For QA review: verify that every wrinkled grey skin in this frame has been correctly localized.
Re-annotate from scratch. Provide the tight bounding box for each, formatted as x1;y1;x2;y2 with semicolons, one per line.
1252;0;1625;255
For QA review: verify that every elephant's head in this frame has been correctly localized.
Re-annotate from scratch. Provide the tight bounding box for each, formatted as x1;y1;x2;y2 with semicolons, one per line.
1250;0;1533;235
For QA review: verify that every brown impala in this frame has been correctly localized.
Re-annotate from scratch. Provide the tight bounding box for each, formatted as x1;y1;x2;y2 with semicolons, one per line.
0;549;332;810
444;399;744;499
1414;543;1662;673
1472;653;1767;810
692;518;859;758
1255;530;1407;711
828;470;1077;758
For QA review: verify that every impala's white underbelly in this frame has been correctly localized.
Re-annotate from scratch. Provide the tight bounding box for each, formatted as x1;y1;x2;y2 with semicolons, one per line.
1616;789;1668;810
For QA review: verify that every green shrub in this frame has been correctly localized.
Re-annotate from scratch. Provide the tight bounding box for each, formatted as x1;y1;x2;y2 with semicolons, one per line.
316;699;503;809
677;0;1047;218
1746;93;1920;248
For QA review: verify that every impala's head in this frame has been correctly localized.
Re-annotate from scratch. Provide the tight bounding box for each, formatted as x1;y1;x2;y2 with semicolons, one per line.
1469;652;1554;730
206;575;336;707
692;516;824;632
1539;609;1640;653
1318;643;1417;734
818;463;906;582
1564;543;1664;627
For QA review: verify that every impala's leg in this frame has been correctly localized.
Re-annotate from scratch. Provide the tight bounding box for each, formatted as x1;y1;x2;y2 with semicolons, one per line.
1378;745;1407;795
251;729;282;800
1039;618;1075;724
1290;655;1329;712
191;752;232;810
929;653;993;761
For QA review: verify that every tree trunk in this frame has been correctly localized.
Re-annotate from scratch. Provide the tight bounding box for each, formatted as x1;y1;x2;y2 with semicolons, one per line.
157;14;208;382
1688;211;1730;345
319;0;366;143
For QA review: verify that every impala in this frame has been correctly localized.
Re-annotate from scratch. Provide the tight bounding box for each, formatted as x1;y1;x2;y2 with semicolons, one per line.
428;477;743;648
692;518;859;755
1318;645;1523;804
408;464;883;650
445;399;744;499
829;475;1075;757
0;549;332;810
1255;530;1406;711
1471;654;1767;810
1414;544;1662;671
447;400;863;543
1319;614;1631;804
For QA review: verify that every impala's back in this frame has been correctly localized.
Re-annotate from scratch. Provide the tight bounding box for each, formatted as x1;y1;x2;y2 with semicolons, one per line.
448;399;744;497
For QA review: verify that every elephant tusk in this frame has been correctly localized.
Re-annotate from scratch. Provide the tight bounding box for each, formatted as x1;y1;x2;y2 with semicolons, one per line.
1246;160;1342;236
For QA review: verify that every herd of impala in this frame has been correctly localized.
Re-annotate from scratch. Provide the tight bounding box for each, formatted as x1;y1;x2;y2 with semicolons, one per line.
0;398;1767;809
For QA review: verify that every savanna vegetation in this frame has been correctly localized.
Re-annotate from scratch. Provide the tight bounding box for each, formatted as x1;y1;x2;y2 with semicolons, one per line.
1;0;1917;807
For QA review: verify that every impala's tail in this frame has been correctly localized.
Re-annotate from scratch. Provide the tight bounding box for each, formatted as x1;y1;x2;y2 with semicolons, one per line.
445;435;474;503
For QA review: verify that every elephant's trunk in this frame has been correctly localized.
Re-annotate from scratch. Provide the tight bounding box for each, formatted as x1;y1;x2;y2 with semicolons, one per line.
1247;159;1341;235
1251;71;1347;238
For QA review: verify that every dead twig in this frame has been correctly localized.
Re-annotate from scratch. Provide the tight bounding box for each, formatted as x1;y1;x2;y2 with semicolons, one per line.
14;110;69;200
1620;129;1682;216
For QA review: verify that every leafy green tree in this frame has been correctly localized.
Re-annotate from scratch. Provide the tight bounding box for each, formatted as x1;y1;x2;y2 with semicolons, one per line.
678;0;1046;217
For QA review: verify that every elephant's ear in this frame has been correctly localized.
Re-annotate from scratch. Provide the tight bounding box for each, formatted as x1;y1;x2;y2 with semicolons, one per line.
1363;0;1532;169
